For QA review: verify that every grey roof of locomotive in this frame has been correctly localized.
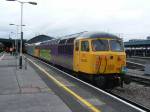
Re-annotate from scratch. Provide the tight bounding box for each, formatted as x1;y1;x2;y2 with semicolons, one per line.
39;32;121;45
76;32;120;40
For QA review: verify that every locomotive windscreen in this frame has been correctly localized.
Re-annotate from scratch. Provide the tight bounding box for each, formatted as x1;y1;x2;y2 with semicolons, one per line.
91;39;124;52
109;40;124;52
92;40;109;51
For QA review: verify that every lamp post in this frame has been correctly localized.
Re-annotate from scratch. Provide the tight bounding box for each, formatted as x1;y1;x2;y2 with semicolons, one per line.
9;32;14;49
9;24;26;56
6;0;37;69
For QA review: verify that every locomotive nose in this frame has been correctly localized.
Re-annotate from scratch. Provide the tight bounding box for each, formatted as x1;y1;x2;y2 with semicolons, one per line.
95;53;126;74
107;54;126;74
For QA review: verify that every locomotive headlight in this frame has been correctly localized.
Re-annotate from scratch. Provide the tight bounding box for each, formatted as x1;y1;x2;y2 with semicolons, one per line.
121;66;127;74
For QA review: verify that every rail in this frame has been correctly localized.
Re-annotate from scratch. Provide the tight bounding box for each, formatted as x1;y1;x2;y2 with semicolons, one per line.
127;75;150;86
127;61;145;70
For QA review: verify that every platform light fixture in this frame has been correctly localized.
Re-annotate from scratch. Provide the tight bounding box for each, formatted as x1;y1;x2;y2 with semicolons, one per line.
6;0;37;5
6;0;16;1
9;24;26;55
28;2;37;5
10;24;26;26
6;0;37;69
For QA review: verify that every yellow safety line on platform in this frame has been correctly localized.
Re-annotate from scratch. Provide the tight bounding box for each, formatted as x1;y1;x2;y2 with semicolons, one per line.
26;57;101;112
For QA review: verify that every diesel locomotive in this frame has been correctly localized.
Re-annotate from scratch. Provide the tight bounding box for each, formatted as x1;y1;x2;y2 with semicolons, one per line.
26;32;130;88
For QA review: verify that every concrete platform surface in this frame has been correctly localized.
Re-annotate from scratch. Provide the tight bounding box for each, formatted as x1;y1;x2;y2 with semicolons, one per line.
0;53;71;112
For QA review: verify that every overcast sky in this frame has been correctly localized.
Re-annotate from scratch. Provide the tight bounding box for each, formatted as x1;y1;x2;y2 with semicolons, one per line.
1;0;150;41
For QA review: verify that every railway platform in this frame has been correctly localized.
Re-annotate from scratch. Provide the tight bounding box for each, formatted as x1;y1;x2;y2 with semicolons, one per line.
0;53;71;112
0;53;147;112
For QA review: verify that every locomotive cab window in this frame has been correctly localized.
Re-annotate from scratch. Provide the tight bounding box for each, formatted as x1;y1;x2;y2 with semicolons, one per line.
109;40;124;52
81;41;89;52
92;39;109;51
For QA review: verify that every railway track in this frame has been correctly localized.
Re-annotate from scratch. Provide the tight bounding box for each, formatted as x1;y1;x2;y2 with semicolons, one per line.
109;92;150;112
127;60;150;86
126;61;145;70
26;54;150;112
128;75;150;86
130;56;150;60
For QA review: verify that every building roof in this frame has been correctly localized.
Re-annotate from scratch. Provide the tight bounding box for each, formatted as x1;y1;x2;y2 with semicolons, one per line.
124;39;150;47
27;35;54;44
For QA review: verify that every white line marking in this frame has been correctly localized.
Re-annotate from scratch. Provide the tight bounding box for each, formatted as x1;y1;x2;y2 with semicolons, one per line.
28;55;146;112
127;61;145;67
131;56;150;59
0;53;5;61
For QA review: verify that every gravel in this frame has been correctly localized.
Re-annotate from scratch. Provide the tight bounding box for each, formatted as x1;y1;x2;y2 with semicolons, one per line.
112;83;150;109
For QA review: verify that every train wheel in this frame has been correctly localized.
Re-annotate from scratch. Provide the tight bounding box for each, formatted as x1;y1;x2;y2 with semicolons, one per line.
94;76;106;88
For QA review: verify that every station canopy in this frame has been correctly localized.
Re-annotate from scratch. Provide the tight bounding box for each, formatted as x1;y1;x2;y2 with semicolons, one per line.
124;39;150;47
27;35;54;44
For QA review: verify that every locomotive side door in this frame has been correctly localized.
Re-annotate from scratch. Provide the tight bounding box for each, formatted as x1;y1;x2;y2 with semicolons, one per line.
73;40;80;72
79;40;91;73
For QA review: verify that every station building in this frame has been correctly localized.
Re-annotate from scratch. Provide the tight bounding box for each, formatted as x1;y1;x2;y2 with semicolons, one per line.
124;37;150;57
0;38;26;52
0;35;53;53
0;42;4;52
